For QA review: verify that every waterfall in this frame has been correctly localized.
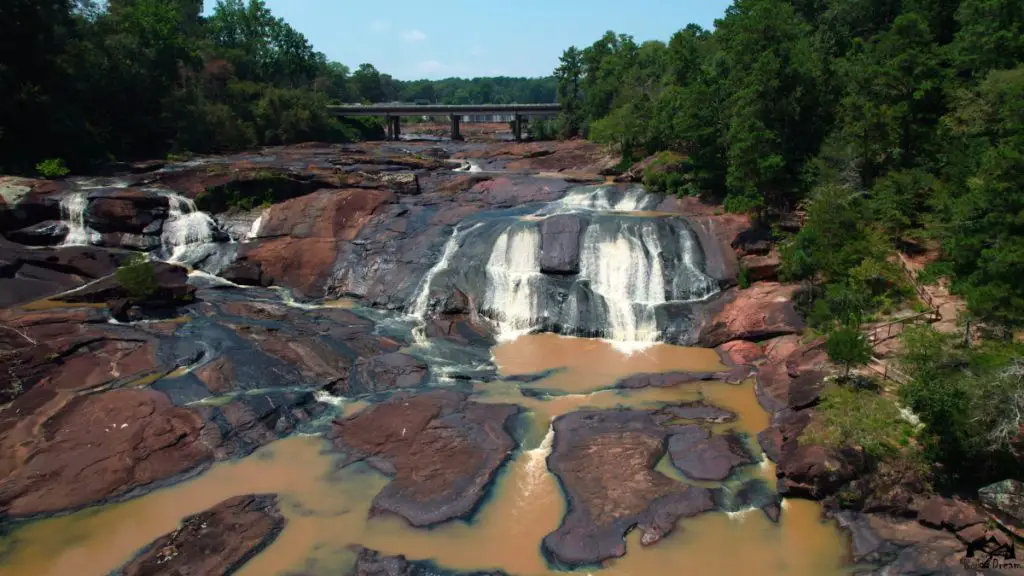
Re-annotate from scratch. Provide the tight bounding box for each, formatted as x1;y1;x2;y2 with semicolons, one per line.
521;424;555;499
160;193;216;264
579;220;666;344
483;225;543;339
409;225;475;318
59;192;97;246
539;185;653;216
678;228;719;301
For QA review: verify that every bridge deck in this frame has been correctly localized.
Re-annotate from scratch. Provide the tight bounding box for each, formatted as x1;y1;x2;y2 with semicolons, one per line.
326;103;561;117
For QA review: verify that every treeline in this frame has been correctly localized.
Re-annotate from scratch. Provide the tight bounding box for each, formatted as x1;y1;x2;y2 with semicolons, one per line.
554;0;1024;491
0;0;554;175
555;0;1024;330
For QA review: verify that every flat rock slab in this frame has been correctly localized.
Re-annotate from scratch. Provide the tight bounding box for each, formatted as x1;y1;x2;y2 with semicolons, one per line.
331;390;520;527
659;401;736;423
115;494;285;576
667;427;756;481
697;283;804;348
542;409;715;568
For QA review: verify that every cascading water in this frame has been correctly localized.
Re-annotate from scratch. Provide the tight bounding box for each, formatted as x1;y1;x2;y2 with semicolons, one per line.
245;210;266;241
409;184;720;348
578;220;666;344
160;193;216;264
483;225;543;339
520;424;555;499
59;192;97;246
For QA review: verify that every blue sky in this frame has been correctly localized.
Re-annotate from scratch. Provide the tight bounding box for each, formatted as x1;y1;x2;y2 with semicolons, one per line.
202;0;733;80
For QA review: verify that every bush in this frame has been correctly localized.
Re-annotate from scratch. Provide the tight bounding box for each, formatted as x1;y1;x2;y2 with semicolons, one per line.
526;119;558;141
35;158;70;179
806;386;922;463
738;265;751;289
115;254;158;299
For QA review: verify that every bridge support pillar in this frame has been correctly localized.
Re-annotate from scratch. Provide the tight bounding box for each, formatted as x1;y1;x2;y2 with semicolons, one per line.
450;114;463;141
391;116;401;140
513;114;524;141
385;115;393;140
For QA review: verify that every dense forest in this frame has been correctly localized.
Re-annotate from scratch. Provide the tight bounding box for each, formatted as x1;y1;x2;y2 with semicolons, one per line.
551;0;1024;490
0;0;555;174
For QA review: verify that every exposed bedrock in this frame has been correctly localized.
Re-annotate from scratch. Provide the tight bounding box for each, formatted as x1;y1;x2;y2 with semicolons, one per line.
667;426;757;482
695;283;806;348
114;494;285;576
541;409;719;567
348;546;511;576
330;390;520;527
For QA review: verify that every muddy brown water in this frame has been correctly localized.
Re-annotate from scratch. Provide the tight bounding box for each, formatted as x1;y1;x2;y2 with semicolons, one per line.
0;334;849;576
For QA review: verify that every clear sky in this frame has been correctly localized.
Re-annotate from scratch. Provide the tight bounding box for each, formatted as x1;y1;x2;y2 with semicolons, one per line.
202;0;734;80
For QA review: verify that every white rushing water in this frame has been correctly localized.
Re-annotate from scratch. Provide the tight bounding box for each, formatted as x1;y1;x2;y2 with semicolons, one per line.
543;185;650;214
521;424;555;500
579;221;666;345
410;225;477;318
245;210;267;241
58;192;98;246
161;193;216;264
484;225;543;340
678;228;720;301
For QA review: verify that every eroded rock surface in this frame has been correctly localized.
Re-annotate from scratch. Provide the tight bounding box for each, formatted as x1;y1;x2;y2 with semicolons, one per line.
697;283;805;348
331;390;520;527
348;546;510;576
115;494;285;576
667;427;757;481
542;409;715;567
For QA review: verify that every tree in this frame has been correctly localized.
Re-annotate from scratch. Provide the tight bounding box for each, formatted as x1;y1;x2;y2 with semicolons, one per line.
827;324;873;379
351;63;384;103
555;46;584;138
950;0;1024;78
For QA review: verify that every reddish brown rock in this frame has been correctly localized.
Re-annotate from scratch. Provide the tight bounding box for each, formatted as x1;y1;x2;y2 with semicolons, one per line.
777;444;864;500
0;388;216;517
715;340;764;367
115;494;285;576
696;283;805;348
837;512;972;574
238;188;394;297
542;410;715;567
87;189;168;234
331;390;520;527
740;251;781;282
918;497;986;531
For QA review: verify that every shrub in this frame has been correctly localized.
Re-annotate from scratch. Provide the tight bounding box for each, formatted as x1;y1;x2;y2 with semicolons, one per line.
115;254;159;299
738;265;751;289
35;158;70;179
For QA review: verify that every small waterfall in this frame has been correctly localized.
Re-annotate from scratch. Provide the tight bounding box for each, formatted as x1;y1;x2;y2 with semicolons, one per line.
161;193;216;264
542;185;653;215
521;424;555;499
59;192;97;246
483;225;543;339
245;210;266;241
676;228;719;301
579;220;666;344
410;226;474;318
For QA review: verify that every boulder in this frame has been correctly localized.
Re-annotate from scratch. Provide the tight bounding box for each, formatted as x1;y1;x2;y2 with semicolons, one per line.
659;401;736;423
667;427;757;481
379;172;420;195
715;340;764;367
5;221;68;246
615;370;748;389
87;188;169;234
539;214;584;274
0;240;126;307
777;444;864;500
60;260;195;316
696;283;805;348
836;512;973;575
541;409;715;567
114;494;285;576
917;497;986;532
346;352;430;394
331;390;520;527
980;479;1024;538
740;252;781;282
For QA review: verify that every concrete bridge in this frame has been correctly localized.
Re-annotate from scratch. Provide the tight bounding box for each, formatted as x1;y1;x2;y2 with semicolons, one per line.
326;103;561;141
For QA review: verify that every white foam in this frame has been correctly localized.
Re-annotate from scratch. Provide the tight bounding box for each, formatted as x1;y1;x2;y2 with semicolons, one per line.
58;192;98;246
160;193;216;264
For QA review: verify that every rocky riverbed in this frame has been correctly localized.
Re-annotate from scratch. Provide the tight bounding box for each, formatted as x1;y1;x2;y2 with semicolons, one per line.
0;136;1014;575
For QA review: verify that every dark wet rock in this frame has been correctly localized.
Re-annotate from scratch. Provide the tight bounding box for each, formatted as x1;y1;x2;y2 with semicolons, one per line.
835;511;988;575
659;401;736;423
220;259;268;287
539;214;584;274
668;427;757;481
331;390;520;527
346;352;430;394
424;316;496;347
542;409;715;567
87;188;169;234
348;546;510;576
0;239;126;307
918;497;986;532
758;408;812;463
60;261;195;319
980;480;1024;538
687;214;747;288
5;220;68;245
778;444;865;500
0;176;64;234
731;224;773;256
115;494;285;576
615;368;750;389
0;388;216;518
696;283;804;348
716;478;782;522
